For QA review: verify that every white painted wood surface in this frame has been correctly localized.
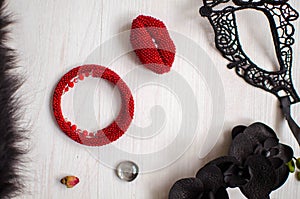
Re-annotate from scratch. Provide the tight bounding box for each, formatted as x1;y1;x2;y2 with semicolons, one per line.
6;0;300;198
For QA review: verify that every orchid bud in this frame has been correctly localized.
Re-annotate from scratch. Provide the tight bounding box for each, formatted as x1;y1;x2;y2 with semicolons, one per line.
286;160;295;173
296;158;300;169
296;172;300;181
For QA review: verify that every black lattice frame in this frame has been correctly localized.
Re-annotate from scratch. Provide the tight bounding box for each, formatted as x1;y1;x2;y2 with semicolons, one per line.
200;0;300;145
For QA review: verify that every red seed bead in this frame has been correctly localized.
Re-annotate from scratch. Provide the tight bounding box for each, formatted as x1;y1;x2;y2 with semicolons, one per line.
65;87;69;92
83;130;88;136
85;72;89;77
76;129;82;133
66;122;71;126
68;82;74;88
79;74;84;80
89;132;94;137
71;125;77;131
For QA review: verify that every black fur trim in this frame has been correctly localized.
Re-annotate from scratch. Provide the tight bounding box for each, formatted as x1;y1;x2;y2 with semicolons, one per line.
0;1;26;198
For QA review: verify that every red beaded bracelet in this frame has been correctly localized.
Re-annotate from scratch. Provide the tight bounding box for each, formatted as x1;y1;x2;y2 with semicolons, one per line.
52;65;134;146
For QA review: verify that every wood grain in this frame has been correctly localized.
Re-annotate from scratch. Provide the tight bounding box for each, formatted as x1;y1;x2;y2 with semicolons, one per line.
7;0;300;198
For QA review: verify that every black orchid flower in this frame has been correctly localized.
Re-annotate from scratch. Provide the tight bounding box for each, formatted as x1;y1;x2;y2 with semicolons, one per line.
169;156;242;199
229;122;293;198
169;123;294;199
168;177;229;199
229;122;293;195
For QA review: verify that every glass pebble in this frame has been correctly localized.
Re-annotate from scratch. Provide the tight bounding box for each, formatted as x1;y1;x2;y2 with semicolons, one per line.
116;161;139;182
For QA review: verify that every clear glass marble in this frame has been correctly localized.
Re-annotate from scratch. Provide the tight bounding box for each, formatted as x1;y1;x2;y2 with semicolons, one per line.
116;161;139;182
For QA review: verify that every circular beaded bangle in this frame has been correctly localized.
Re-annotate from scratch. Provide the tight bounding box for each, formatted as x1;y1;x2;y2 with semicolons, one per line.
52;65;134;146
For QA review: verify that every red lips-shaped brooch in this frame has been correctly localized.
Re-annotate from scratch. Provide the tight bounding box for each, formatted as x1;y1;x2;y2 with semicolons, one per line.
130;15;176;74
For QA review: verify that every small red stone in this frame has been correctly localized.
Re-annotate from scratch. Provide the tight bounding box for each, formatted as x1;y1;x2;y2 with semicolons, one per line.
82;130;88;136
85;72;90;77
71;125;77;131
68;82;74;88
89;132;94;137
92;72;97;77
65;87;69;92
79;74;84;80
66;122;72;126
76;129;82;134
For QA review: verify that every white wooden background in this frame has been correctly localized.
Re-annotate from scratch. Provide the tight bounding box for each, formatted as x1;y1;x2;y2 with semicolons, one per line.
6;0;300;198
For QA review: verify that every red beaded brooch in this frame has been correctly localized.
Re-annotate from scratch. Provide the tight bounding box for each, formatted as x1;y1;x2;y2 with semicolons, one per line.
130;15;176;74
52;65;134;146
